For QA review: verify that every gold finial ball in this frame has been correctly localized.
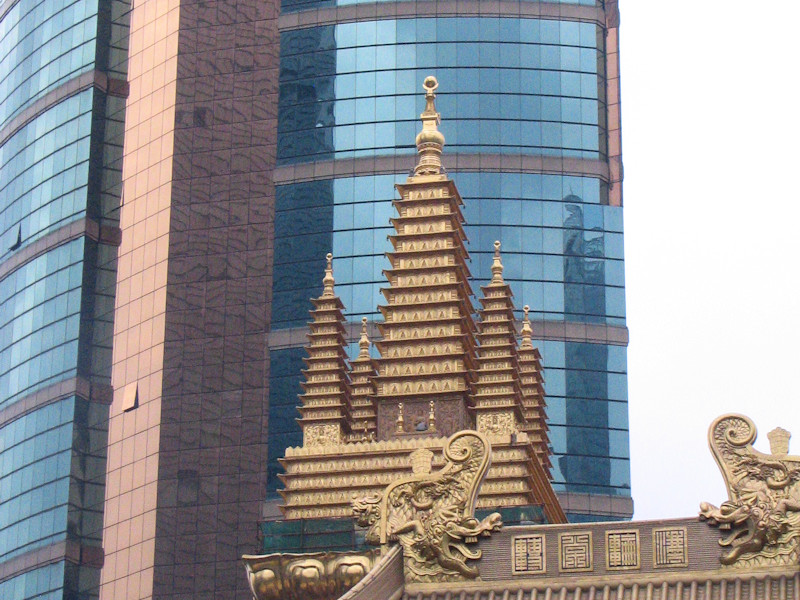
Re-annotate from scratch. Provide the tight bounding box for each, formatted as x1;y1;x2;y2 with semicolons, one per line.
423;76;438;93
494;240;501;250
523;305;530;313
326;252;333;261
362;316;368;324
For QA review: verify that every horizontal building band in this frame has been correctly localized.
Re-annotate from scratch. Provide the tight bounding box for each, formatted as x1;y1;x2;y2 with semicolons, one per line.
0;0;20;21
0;539;104;584
0;376;112;428
0;70;128;148
279;0;609;31
261;491;632;521
0;218;121;283
273;153;610;185
269;318;628;350
557;490;633;519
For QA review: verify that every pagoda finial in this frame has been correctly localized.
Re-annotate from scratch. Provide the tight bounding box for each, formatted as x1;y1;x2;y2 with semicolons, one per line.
322;252;335;297
491;240;504;284
428;400;436;432
520;305;533;349
413;76;445;176
357;317;370;358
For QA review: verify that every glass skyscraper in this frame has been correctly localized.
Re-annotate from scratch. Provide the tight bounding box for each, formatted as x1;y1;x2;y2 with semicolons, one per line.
268;0;629;520
0;0;129;597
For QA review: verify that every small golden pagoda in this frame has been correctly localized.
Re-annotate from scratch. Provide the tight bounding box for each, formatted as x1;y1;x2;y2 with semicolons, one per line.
297;253;352;447
278;76;564;524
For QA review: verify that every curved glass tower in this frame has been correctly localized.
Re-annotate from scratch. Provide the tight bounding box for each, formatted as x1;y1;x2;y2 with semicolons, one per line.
268;0;630;520
0;0;129;597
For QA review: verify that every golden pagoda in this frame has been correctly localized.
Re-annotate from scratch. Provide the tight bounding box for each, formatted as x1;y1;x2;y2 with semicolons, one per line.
346;318;378;441
296;253;352;447
519;304;551;473
471;240;526;437
245;77;800;600
278;76;565;524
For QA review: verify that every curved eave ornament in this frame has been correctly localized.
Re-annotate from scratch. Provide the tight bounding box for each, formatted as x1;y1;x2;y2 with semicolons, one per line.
700;414;800;568
353;430;502;583
242;431;501;599
241;550;382;600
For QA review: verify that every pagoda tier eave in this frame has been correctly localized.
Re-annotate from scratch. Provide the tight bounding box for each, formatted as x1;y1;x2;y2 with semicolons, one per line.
388;228;468;244
381;265;473;279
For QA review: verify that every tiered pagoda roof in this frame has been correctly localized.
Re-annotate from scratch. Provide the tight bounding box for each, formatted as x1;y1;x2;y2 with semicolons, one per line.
346;318;378;441
280;76;563;523
372;77;478;438
296;253;351;446
518;305;551;473
471;241;527;436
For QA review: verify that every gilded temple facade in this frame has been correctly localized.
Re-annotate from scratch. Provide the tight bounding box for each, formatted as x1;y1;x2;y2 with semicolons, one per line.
244;78;800;600
277;77;563;524
245;413;800;600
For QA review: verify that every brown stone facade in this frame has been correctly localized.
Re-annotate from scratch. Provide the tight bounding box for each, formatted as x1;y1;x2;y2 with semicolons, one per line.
101;1;280;599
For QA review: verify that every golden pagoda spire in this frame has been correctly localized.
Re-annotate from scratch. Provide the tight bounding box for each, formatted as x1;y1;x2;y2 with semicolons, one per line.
357;316;370;358
413;76;446;176
296;254;352;447
517;304;551;475
373;75;478;439
278;77;565;524
490;240;504;284
472;241;525;437
520;305;534;349
322;252;335;296
346;317;378;440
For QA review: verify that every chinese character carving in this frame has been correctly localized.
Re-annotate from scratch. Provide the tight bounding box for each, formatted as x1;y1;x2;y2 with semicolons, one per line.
606;530;639;570
512;535;546;574
653;527;688;568
559;532;592;572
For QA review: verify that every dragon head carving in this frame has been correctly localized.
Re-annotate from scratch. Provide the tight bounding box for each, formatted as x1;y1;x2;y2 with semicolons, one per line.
351;430;502;582
700;414;800;567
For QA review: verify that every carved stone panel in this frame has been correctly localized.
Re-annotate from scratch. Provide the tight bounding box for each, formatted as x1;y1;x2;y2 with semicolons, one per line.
512;534;546;575
376;397;471;440
653;527;688;568
606;529;640;570
558;531;592;572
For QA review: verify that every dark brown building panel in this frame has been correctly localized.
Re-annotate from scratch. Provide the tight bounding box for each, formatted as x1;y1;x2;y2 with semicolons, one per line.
103;1;279;599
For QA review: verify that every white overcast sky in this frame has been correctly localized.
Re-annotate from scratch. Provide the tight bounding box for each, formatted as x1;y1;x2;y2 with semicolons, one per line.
621;1;800;519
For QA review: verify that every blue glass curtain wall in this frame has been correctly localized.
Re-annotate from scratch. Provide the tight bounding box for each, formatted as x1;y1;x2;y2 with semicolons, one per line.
271;173;629;495
0;90;95;255
0;400;74;563
272;173;624;330
0;561;66;600
279;18;606;163
0;240;86;409
0;0;100;125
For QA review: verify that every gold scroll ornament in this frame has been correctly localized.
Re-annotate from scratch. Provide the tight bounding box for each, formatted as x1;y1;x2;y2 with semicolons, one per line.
241;550;381;600
700;414;800;567
352;430;503;583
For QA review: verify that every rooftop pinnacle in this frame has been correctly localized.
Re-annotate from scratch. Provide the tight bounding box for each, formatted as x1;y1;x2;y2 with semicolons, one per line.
413;76;445;176
520;305;534;349
322;252;335;296
357;317;371;359
491;241;504;284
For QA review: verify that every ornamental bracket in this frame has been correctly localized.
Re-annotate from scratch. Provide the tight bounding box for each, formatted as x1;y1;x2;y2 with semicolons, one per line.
700;414;800;568
352;430;502;583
